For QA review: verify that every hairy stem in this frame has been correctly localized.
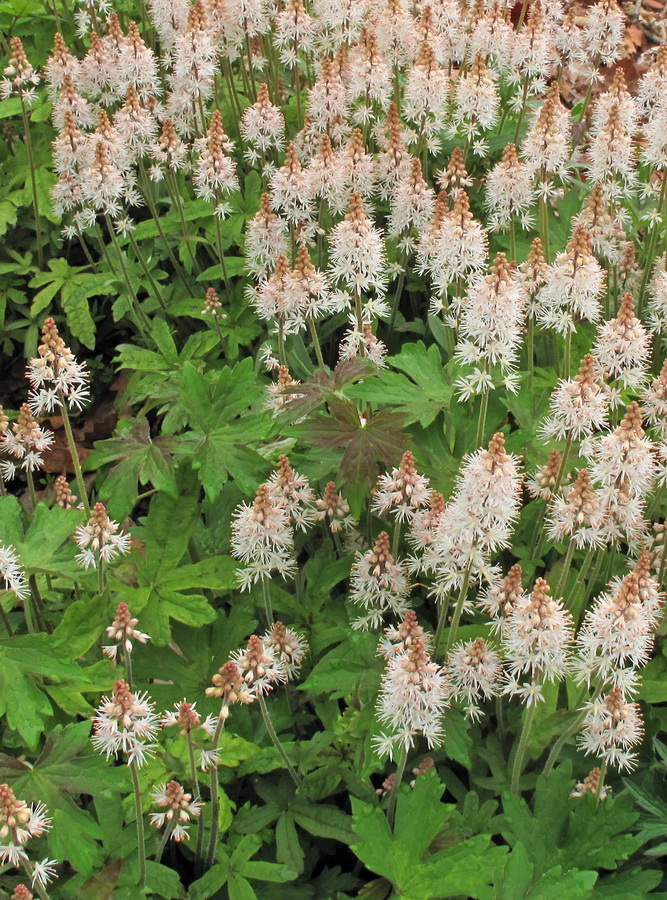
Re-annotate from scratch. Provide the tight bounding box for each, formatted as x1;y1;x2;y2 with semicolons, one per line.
130;760;147;887
386;744;408;830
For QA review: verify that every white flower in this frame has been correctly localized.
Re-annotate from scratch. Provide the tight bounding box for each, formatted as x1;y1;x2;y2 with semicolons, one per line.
0;544;29;601
74;503;131;570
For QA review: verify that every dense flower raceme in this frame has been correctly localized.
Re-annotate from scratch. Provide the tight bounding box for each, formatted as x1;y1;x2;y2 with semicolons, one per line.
421;433;523;596
150;781;202;841
91;679;160;766
0;783;55;889
374;628;449;760
74;502;131;569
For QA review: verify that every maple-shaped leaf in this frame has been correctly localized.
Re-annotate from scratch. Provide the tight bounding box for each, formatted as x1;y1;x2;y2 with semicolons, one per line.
295;401;406;517
280;357;378;423
87;417;180;517
347;342;453;427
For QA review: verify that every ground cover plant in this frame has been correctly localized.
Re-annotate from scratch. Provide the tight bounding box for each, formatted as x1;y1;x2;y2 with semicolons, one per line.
3;0;667;897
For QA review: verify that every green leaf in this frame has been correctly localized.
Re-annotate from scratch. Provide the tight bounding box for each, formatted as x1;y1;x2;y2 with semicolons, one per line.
403;835;506;900
291;801;355;844
348;342;453;427
13;503;83;574
62;282;98;348
240;860;297;883
161;555;238;591
144;861;183;899
175;359;272;499
0;635;96;745
276;812;305;875
0;196;19;236
88;418;180;517
444;710;473;769
189;859;231;900
228;874;257;900
351;771;502;899
52;594;108;657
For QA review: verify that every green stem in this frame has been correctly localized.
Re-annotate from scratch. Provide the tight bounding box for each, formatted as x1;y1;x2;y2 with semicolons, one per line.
512;76;530;144
595;761;607;806
658;520;667;589
127;229;168;312
585;544;606;604
26;468;37;513
554;539;575;602
433;594;451;658
20;858;51;900
258;692;301;786
130;760;147;887
562;329;571;379
206;708;227;869
213;201;232;295
19;90;44;270
570;544;596;625
58;394;91;517
388;253;406;336
527;317;534;391
539;193;550;264
261;576;273;626
187;731;204;866
391;518;401;559
476;384;490;448
308;317;325;368
0;597;14;636
29;575;48;632
542;682;603;777
124;645;134;689
639;175;667;317
105;216;152;335
155;819;175;864
511;692;538;793
444;562;473;657
166;170;202;275
386;744;408;830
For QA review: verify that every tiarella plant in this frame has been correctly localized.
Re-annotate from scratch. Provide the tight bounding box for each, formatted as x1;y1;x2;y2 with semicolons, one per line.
2;0;667;898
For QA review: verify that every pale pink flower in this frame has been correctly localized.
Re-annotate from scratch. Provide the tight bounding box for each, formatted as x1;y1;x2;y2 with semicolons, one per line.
502;579;575;703
578;687;643;772
447;637;502;721
328;192;387;295
103;602;150;661
231;635;288;695
74;503;131;570
592;293;651;393
546;468;607;549
350;532;411;630
372;451;430;523
266;455;316;531
262;621;308;679
91;680;160;766
485;143;534;232
315;482;354;533
245;193;290;280
536;226;606;334
231;483;296;590
373;635;449;758
540;354;609;441
150;781;202;841
240;83;285;156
